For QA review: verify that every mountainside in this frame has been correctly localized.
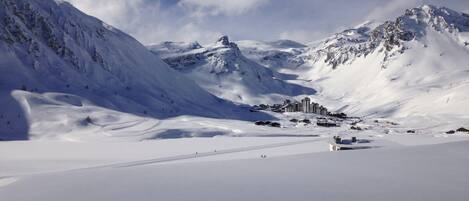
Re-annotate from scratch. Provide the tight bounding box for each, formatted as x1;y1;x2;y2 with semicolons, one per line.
148;36;314;104
306;5;469;69
0;0;254;140
237;39;307;69
301;5;469;119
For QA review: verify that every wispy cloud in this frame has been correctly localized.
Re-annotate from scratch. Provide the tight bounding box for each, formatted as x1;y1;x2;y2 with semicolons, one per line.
65;0;469;45
366;0;421;21
279;30;327;44
178;0;271;17
66;0;146;26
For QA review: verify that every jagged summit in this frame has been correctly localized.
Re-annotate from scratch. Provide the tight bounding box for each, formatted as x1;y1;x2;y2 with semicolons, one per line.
306;4;469;68
410;4;468;25
298;4;469;119
370;4;469;50
213;35;240;51
216;35;231;46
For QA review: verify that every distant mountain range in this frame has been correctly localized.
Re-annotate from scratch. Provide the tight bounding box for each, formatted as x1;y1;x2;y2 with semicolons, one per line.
178;5;469;119
148;36;314;104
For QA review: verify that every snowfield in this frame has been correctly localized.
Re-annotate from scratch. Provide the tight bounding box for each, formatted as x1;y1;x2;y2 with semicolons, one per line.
1;138;469;201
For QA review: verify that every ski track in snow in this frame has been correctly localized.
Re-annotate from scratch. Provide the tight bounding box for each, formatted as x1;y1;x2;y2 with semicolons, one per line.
60;138;323;172
0;177;18;188
0;137;323;180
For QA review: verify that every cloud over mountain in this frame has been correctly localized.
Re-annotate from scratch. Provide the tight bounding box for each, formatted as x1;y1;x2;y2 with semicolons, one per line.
65;0;469;45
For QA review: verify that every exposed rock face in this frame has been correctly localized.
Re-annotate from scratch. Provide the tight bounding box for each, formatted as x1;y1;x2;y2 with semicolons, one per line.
307;5;469;68
216;35;231;46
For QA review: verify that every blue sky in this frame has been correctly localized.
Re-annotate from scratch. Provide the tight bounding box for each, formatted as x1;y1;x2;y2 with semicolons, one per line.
67;0;469;45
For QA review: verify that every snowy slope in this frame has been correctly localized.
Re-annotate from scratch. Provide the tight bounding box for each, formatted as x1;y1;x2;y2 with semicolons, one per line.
305;20;381;69
299;5;469;120
147;41;203;57
237;39;307;69
148;36;314;104
0;0;260;140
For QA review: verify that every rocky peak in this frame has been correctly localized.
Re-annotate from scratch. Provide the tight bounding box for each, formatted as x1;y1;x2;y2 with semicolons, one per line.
402;4;469;32
214;35;240;49
216;35;230;46
309;5;469;68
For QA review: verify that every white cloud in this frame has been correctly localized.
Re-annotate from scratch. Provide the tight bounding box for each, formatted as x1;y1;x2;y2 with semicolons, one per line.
279;30;327;44
366;0;421;21
138;22;222;45
66;0;145;26
179;0;270;16
64;0;469;45
64;0;261;44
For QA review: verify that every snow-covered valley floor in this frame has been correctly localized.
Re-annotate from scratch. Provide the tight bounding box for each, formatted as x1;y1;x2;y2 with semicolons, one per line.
1;117;469;201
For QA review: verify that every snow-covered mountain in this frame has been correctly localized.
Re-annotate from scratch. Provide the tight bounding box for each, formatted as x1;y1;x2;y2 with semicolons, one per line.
147;41;203;57
2;1;469;141
236;39;307;69
148;36;314;104
0;0;257;140
305;21;380;69
306;5;469;69
301;5;469;119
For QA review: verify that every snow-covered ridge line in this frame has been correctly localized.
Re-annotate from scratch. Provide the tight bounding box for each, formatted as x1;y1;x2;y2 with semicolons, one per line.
300;5;469;119
236;39;307;69
307;4;469;68
148;35;315;105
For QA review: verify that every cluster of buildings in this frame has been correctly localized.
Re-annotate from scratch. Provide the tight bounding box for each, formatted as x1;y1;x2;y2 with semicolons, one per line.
282;97;328;115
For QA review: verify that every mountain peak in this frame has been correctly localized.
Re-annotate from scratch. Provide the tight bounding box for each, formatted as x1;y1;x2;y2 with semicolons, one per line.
216;35;231;46
403;4;468;26
213;35;240;53
309;4;469;69
420;4;437;11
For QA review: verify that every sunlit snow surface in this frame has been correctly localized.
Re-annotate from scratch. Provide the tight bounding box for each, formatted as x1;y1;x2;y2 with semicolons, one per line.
1;136;469;201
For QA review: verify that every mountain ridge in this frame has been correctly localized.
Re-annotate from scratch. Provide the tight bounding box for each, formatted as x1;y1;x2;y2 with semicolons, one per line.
0;0;265;140
148;35;315;105
305;4;469;69
299;4;469;118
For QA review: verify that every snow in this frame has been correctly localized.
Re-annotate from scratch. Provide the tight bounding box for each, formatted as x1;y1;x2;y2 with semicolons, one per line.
148;36;314;105
0;0;268;140
0;137;325;176
265;5;469;127
1;139;469;201
303;22;469;120
237;39;307;69
1;2;469;200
